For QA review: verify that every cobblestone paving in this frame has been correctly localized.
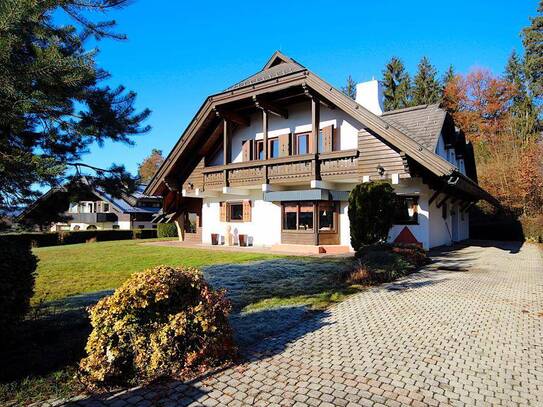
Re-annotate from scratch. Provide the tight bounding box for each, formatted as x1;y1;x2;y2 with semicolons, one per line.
56;241;543;406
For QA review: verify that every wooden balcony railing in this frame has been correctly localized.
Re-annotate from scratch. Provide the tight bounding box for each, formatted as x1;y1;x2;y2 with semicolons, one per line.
199;149;359;191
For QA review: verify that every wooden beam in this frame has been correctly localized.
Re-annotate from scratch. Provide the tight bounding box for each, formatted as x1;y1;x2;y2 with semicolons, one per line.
428;190;441;206
302;83;335;109
311;97;320;154
214;107;249;127
436;195;449;208
223;119;230;165
262;109;268;161
253;96;288;119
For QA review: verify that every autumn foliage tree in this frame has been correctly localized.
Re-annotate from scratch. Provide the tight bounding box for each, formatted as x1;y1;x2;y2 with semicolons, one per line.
138;149;164;184
443;69;543;216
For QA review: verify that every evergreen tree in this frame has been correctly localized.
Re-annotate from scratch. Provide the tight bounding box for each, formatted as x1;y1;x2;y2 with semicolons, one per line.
505;51;540;145
412;57;441;105
0;0;150;212
341;75;357;100
382;57;411;111
442;65;455;93
523;1;543;99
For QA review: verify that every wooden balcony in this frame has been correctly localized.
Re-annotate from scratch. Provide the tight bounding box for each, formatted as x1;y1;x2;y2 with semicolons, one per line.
200;149;359;191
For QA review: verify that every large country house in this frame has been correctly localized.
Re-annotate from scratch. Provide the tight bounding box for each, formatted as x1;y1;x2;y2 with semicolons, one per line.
145;52;496;252
19;179;161;231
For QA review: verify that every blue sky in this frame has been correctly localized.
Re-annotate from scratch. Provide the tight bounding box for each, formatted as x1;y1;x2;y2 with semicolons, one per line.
79;0;537;176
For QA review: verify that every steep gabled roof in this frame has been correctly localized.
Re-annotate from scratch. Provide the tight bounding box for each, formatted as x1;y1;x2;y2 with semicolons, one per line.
145;52;496;205
226;50;306;91
381;104;446;151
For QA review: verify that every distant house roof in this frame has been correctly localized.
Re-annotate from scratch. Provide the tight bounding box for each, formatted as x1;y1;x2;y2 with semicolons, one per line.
382;104;447;151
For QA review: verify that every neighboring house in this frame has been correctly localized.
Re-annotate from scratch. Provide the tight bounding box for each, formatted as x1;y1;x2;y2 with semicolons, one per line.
145;51;497;252
18;181;162;231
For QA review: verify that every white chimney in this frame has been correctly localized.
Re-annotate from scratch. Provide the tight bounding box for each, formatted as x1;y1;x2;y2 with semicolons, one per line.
355;79;384;116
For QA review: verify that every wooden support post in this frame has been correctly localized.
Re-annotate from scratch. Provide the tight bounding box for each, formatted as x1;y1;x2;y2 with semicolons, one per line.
311;97;321;181
223;118;230;165
262;109;268;160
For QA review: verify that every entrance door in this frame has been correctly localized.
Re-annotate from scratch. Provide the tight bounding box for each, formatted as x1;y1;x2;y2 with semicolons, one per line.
183;210;202;243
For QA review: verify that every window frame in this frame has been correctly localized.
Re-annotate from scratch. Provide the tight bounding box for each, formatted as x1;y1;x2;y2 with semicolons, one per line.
281;201;338;233
393;195;419;225
295;132;310;155
228;202;244;222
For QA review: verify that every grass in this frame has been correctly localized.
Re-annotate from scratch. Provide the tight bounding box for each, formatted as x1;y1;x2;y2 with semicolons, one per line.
32;239;283;304
2;239;360;405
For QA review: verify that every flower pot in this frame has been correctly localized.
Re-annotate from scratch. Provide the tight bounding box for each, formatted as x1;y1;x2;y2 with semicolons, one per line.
211;233;219;245
239;234;247;247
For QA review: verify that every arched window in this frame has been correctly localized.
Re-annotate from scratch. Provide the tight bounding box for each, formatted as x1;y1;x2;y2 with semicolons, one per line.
73;225;80;231
86;225;97;230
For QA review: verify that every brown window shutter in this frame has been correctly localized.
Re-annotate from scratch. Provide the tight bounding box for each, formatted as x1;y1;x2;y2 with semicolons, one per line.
242;200;252;222
321;125;334;152
220;202;227;222
279;133;290;157
333;126;340;151
242;140;253;161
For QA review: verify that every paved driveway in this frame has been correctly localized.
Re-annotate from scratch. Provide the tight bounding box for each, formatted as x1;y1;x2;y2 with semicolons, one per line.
62;241;543;407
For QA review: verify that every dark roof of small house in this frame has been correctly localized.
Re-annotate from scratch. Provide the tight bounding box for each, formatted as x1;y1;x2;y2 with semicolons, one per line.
381;104;447;151
226;51;306;91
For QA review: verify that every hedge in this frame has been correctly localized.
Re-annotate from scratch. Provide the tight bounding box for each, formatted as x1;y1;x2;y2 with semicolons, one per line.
157;223;178;238
0;229;158;248
0;238;37;339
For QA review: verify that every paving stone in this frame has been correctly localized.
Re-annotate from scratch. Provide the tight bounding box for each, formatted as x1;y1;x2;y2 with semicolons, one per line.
40;243;543;407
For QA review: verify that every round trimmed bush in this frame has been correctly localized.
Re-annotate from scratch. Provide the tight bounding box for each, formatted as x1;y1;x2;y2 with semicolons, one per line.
79;265;235;387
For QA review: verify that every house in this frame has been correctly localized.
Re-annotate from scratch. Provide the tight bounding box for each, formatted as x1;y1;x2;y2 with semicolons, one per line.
144;51;497;252
18;179;162;231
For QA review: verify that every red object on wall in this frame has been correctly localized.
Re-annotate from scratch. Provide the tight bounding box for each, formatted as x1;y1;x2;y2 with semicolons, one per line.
393;226;422;246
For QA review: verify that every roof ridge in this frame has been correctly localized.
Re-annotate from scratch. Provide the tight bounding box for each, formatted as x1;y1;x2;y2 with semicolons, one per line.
382;103;443;116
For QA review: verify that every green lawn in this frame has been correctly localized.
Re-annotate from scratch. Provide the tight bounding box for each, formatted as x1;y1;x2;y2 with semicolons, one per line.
32;239;283;304
2;239;358;405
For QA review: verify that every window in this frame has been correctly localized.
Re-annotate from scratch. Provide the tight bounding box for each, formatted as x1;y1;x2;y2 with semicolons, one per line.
318;129;324;153
268;138;279;158
152;225;158;229
283;204;298;230
73;225;80;231
112;225;120;230
138;225;145;229
298;204;313;230
229;203;243;221
87;225;97;230
255;140;264;160
318;202;335;231
103;203;110;212
185;212;198;233
296;133;309;155
394;196;419;225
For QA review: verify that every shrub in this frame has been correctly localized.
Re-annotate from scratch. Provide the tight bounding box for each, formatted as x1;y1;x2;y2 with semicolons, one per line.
520;215;543;243
79;265;234;387
157;223;178;238
0;239;37;338
0;232;60;248
348;243;428;284
348;182;397;251
132;228;158;239
61;230;134;244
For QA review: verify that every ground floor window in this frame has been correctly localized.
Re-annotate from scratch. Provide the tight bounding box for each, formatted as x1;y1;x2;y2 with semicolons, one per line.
394;195;419;225
112;225;120;230
282;201;337;232
229;203;243;221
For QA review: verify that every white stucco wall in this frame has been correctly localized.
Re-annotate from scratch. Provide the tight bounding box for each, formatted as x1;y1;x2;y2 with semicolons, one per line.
208;102;363;166
339;202;352;249
201;191;281;247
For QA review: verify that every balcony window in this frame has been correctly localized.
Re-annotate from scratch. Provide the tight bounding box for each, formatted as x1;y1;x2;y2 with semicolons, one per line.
255;140;264;160
296;133;309;155
269;138;279;158
394;196;419;225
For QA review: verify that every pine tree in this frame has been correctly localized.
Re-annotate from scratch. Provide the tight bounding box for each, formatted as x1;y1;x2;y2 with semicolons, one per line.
0;0;150;213
382;57;411;111
505;51;540;145
138;149;165;183
522;1;543;99
341;75;357;100
412;57;441;106
442;65;455;93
